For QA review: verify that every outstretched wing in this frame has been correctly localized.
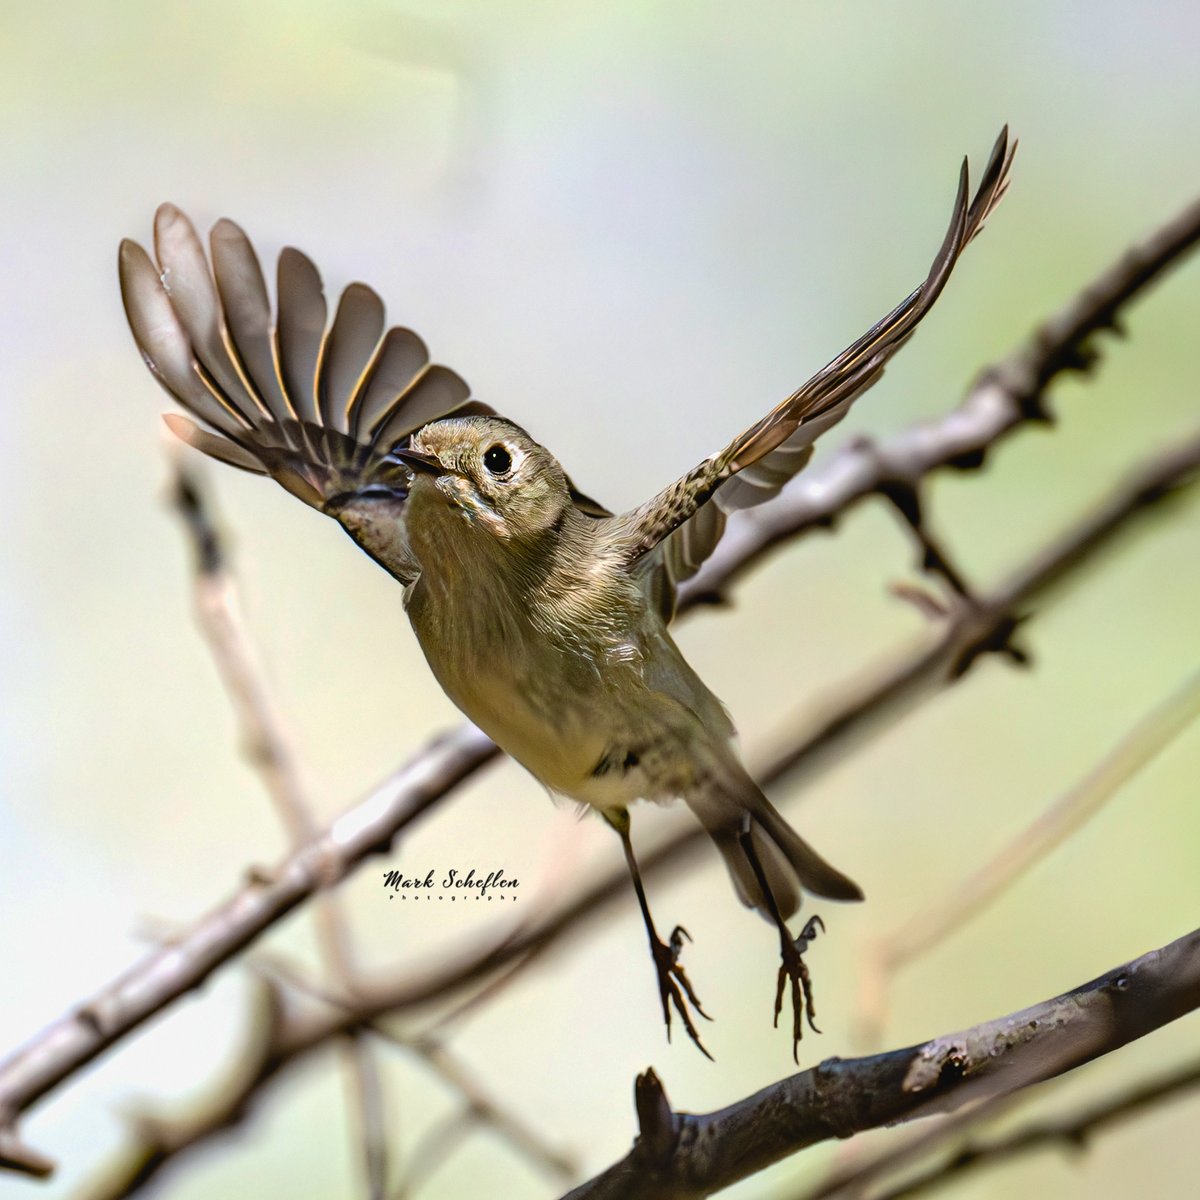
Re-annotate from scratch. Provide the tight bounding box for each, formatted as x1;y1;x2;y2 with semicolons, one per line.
119;205;492;579
626;129;1015;614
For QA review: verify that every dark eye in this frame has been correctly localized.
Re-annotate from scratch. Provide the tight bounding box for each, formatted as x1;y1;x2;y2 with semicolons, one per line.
483;444;512;476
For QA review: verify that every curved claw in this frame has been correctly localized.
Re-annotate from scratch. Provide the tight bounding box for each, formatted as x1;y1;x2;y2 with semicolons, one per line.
652;927;713;1060
669;924;693;956
774;914;827;1062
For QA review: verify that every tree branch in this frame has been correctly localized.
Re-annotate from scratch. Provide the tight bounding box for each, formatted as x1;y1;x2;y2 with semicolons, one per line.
170;452;392;1199
678;191;1200;608
867;1056;1200;1200
560;928;1200;1199
892;665;1200;965
340;423;1200;1019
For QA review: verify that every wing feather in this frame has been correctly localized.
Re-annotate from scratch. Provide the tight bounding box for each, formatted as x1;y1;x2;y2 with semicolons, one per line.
120;206;484;543
641;129;1015;610
209;218;291;419
275;246;327;426
318;282;385;432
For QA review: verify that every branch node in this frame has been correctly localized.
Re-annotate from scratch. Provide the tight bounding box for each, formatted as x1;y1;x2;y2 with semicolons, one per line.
243;864;277;888
888;581;951;621
946;446;989;472
0;1125;56;1178
1108;970;1132;993
876;478;924;530
948;612;1032;679
168;459;225;577
633;1068;678;1167
76;1004;105;1037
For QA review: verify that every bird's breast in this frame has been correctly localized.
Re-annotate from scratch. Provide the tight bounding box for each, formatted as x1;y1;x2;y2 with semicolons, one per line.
405;559;641;798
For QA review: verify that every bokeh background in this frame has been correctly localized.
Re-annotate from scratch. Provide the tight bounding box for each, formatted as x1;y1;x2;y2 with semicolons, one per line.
2;2;1199;1197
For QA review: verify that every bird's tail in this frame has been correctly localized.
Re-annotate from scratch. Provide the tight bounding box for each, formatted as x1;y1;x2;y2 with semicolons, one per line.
688;766;862;922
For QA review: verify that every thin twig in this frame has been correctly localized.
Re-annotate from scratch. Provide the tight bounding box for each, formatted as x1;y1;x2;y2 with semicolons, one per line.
245;952;576;1187
170;463;573;1197
400;1034;576;1191
797;1092;1021;1200
169;453;392;1199
868;1057;1200;1200
680;192;1200;608
892;666;1200;968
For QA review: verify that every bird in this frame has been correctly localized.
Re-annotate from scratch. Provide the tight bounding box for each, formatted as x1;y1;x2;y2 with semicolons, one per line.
118;129;1013;1060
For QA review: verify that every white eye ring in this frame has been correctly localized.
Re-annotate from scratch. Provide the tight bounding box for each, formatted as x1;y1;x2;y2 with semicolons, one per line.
483;443;515;477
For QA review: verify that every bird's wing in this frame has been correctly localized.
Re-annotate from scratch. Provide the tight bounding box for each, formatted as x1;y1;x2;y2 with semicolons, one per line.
119;206;495;580
622;129;1015;612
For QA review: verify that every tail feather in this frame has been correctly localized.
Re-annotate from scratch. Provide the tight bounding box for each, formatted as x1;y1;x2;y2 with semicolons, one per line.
688;769;863;921
711;822;802;920
752;794;864;903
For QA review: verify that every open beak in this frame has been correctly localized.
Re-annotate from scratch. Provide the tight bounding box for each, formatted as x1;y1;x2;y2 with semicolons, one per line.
391;447;443;476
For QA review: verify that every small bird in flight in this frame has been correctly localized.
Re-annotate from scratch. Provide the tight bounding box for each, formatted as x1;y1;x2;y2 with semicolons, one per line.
119;130;1013;1059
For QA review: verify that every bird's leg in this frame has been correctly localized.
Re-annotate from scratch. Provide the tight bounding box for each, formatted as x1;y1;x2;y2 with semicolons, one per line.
737;819;825;1063
605;809;713;1059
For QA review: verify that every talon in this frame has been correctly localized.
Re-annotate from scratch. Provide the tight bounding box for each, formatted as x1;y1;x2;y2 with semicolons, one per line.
774;917;823;1061
650;927;713;1061
668;924;692;958
735;821;830;1062
607;810;714;1060
794;914;825;954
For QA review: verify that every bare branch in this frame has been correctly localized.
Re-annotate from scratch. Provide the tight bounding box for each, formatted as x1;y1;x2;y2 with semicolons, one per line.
246;954;577;1188
1;191;1198;1173
168;453;319;845
867;1057;1200;1200
678;191;1200;609
559;927;1200;1200
170;454;391;1198
49;419;1200;1193
886;666;1200;969
394;1034;577;1195
343;423;1200;1021
4;416;1199;1173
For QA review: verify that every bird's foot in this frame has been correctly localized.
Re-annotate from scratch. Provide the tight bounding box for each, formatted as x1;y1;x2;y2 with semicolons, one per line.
651;924;714;1060
773;914;825;1063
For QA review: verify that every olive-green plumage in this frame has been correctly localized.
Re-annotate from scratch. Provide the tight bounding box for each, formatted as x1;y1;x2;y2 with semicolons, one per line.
119;129;1013;1054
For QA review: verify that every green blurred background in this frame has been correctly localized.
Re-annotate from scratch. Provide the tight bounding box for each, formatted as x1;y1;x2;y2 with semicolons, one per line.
2;2;1199;1197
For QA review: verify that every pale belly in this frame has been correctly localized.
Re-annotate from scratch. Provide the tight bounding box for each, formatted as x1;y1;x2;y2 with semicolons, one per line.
403;537;723;814
449;663;615;803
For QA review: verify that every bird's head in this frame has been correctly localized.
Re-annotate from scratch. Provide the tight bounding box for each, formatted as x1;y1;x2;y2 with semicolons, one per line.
395;416;572;542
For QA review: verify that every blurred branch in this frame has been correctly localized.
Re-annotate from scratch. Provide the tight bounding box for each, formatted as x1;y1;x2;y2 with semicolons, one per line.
866;1056;1200;1200
384;1030;577;1198
341;421;1200;1020
680;190;1200;607
856;666;1200;1047
798;1092;1020;1200
560;927;1200;1200
170;453;391;1199
172;461;573;1196
45;419;1200;1194
248;953;577;1192
1;190;1198;1177
169;453;318;845
398;1034;577;1192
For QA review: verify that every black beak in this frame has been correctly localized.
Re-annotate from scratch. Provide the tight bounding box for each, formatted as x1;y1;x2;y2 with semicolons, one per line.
391;447;443;476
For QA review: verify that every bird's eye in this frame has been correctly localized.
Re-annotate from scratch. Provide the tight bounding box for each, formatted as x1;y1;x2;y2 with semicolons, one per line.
483;444;512;476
